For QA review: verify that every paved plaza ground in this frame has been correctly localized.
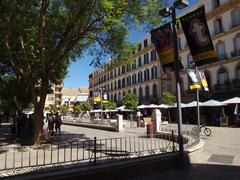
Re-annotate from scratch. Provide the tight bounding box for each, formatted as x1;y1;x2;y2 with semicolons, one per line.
0;122;240;179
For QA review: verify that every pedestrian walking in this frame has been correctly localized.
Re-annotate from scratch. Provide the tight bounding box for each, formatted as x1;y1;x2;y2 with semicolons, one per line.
47;113;54;136
54;112;62;135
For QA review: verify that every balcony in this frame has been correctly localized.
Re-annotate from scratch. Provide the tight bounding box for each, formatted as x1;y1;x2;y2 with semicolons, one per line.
212;28;224;36
231;49;240;58
232;79;240;90
217;53;227;61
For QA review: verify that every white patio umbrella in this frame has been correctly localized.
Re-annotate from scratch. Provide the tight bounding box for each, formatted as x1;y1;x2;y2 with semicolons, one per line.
184;101;203;108
145;104;160;108
222;97;240;104
137;104;147;109
116;105;125;110
202;100;226;107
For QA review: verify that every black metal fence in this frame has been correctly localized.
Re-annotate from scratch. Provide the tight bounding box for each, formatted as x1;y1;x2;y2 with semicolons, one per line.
0;127;200;177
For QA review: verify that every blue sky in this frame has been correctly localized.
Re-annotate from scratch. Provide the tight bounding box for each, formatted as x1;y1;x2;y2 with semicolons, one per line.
63;0;199;88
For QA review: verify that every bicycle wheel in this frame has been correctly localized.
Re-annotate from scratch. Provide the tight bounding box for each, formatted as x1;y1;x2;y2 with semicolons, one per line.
204;128;212;136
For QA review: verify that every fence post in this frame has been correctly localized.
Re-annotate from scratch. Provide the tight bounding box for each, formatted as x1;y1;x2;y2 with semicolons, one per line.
94;137;97;165
172;130;175;152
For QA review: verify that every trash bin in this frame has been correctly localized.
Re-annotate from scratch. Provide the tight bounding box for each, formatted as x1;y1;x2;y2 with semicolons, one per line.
147;124;155;138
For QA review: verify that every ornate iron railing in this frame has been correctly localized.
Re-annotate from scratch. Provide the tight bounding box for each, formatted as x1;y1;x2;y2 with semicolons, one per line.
0;127;200;178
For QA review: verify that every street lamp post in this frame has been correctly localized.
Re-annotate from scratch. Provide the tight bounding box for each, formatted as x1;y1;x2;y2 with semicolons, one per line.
159;0;189;164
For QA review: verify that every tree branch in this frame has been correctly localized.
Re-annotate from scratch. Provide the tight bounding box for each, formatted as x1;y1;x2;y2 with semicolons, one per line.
3;32;28;79
48;12;108;71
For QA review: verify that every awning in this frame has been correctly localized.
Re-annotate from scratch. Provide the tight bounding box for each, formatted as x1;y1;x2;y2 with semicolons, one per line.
184;101;203;108
222;97;240;104
202;100;226;106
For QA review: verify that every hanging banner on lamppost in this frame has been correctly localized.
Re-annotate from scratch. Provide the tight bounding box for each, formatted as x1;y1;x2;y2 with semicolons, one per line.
198;70;209;91
187;69;201;90
93;91;101;102
180;6;216;66
151;23;183;71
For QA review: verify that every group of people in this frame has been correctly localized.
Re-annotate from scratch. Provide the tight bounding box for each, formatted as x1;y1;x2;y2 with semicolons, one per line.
9;113;34;139
45;112;62;136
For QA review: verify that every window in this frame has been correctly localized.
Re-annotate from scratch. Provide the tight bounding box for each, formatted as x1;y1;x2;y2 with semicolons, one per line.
138;56;142;67
213;0;220;9
214;18;223;35
144;53;149;65
152;84;157;98
123;91;126;98
122;66;126;74
216;42;225;60
237;64;240;80
114;93;117;101
187;54;194;68
234;36;240;56
118;92;121;101
151;66;157;79
114;69;117;77
145;86;150;99
151;50;156;61
138;71;143;83
218;68;227;84
144;69;149;81
118;79;121;89
132;74;136;85
132;60;136;69
138;43;142;51
114;81;117;89
139;87;143;99
232;8;240;27
122;78;126;88
110;71;113;78
133;88;136;95
118;67;121;75
144;39;148;48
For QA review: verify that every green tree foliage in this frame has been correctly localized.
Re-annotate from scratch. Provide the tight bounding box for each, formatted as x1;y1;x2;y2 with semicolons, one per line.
49;105;57;113
73;104;81;113
79;101;93;112
0;0;163;143
123;93;139;110
103;101;117;110
60;105;68;115
160;92;176;105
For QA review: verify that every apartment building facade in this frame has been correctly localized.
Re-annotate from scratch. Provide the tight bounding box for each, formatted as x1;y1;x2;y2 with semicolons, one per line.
89;0;240;105
88;36;161;105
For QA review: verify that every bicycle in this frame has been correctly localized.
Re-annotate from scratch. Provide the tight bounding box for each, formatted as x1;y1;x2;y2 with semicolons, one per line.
200;124;212;136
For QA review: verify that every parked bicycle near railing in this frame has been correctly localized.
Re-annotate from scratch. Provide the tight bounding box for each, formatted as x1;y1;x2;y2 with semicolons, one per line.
193;124;212;136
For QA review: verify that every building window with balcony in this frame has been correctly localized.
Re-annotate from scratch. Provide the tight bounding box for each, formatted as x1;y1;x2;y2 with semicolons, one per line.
151;66;157;79
216;41;226;61
144;69;150;81
118;92;121;101
218;67;228;85
213;0;220;9
118;79;121;89
233;34;240;57
139;87;143;100
144;39;148;48
236;64;240;80
187;54;194;68
214;18;223;35
231;7;240;28
122;78;126;88
144;53;149;65
122;66;126;74
151;50;156;61
138;56;142;67
152;84;157;98
133;88;136;95
132;60;137;69
138;71;143;83
145;86;150;99
138;43;142;51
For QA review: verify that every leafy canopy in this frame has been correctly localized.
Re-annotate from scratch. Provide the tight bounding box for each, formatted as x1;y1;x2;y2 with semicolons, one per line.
103;101;117;110
123;93;139;110
160;92;176;105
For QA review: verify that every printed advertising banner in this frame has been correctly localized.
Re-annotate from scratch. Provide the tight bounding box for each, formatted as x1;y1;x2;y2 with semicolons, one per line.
180;6;216;66
151;23;183;71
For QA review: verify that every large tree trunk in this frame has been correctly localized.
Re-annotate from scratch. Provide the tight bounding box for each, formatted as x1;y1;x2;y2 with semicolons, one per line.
33;88;48;145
